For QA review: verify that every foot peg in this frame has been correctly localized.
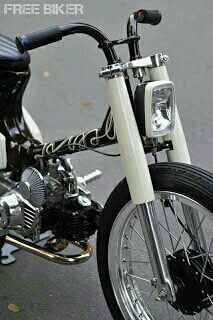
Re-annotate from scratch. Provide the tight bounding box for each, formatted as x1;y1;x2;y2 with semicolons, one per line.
83;170;102;184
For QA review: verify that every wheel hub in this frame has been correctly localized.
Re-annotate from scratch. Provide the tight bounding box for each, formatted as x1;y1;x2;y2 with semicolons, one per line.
167;249;213;315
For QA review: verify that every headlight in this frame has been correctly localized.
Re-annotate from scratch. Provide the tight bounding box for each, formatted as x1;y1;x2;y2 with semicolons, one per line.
144;80;175;138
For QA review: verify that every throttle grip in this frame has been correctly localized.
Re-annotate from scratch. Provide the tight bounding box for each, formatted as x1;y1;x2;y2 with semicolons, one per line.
15;26;62;53
136;9;162;25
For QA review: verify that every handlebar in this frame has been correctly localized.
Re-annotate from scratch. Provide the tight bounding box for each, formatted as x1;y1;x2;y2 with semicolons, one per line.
127;9;161;60
16;23;119;64
15;9;162;63
136;9;161;25
16;26;62;53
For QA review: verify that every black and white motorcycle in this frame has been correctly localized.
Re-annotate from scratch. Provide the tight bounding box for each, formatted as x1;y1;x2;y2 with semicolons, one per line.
0;8;212;319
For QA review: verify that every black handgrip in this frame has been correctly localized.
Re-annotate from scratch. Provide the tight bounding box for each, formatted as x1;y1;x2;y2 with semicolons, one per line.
136;10;162;25
15;25;62;53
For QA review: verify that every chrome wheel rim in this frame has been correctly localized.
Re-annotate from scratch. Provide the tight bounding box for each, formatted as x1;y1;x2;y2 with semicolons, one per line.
108;191;213;320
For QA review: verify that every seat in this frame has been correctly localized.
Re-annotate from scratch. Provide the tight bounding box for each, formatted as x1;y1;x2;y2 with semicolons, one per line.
0;34;30;70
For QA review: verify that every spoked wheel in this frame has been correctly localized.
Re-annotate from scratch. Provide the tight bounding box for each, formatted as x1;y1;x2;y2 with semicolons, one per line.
97;163;213;320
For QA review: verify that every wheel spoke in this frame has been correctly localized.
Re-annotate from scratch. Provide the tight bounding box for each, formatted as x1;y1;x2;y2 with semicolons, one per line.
129;223;146;243
123;259;150;264
207;294;213;306
144;287;155;307
125;272;152;283
173;207;191;265
201;238;213;282
124;246;148;252
124;235;152;271
165;248;177;259
204;307;213;316
161;200;175;251
187;216;206;250
128;286;156;297
158;221;185;249
133;292;145;305
168;200;200;247
178;310;188;319
203;274;213;283
174;222;188;251
139;294;155;320
189;252;213;260
125;236;146;258
166;301;172;320
124;235;146;260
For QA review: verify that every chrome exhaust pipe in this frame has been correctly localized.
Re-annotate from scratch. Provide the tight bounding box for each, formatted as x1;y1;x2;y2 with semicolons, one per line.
5;234;93;265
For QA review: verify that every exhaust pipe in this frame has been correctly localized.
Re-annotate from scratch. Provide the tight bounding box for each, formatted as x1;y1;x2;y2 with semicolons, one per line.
5;234;93;265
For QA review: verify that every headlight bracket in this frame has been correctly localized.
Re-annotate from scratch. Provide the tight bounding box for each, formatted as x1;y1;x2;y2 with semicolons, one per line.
143;138;173;155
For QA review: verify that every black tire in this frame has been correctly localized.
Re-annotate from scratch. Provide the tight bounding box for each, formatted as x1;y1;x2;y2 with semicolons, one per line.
97;162;213;320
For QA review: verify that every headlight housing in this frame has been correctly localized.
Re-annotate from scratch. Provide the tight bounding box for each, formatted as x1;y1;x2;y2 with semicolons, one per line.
134;80;176;138
144;80;175;138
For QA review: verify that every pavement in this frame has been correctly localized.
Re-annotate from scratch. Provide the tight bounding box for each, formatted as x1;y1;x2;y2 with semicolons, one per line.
0;0;213;319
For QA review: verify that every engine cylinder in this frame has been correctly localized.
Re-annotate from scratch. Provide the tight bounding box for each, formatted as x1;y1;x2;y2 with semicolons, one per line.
0;191;40;236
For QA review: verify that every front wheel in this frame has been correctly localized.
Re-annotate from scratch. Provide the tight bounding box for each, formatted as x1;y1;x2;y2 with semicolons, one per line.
97;163;213;320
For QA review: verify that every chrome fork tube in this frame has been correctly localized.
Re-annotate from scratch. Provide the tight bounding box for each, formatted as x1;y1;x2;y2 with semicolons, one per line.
137;202;175;301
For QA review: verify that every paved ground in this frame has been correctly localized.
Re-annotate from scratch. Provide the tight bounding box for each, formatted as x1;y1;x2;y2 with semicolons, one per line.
0;0;213;319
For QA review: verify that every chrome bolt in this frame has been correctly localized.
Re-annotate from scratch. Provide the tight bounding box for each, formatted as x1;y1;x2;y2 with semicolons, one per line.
78;195;91;207
155;290;167;301
52;185;60;193
161;54;169;63
10;141;17;148
155;296;161;301
151;278;157;287
159;290;167;299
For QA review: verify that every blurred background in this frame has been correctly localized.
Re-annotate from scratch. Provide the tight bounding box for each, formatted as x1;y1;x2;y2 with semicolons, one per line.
0;0;213;319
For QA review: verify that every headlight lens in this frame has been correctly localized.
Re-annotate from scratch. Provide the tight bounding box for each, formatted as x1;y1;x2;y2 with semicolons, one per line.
152;86;174;135
145;81;175;138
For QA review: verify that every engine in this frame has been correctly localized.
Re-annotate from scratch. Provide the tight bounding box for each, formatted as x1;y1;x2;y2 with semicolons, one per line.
0;158;102;241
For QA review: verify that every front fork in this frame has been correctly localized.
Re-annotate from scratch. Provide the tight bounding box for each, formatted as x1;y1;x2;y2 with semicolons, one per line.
106;64;206;301
106;74;175;300
137;202;175;300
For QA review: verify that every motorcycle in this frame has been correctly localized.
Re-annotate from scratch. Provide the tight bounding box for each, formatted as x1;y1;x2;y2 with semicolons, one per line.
0;7;213;319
